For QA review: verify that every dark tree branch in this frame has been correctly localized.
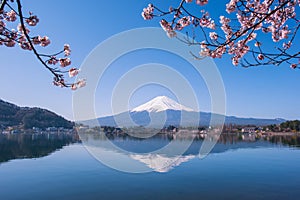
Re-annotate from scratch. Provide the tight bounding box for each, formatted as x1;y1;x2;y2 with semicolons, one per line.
0;0;7;12
16;0;61;80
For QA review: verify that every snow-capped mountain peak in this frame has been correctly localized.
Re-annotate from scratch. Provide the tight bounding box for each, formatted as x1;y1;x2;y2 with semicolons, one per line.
131;96;194;113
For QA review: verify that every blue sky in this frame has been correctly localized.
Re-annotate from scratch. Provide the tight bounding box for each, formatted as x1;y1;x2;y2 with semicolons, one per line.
0;0;299;120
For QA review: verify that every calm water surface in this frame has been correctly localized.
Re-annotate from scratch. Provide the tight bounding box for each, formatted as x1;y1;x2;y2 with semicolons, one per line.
0;133;300;200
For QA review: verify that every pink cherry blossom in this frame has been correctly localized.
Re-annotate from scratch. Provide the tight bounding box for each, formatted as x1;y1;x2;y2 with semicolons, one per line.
198;11;215;29
17;23;30;34
210;46;226;58
71;84;77;90
64;44;71;56
200;41;207;49
40;36;50;47
178;16;191;28
25;15;39;26
257;54;264;60
254;42;261;47
0;20;6;32
76;79;86;88
226;0;237;13
32;36;41;45
19;41;32;50
68;68;79;77
160;19;177;38
247;33;257;42
283;41;291;49
231;56;239;66
160;19;172;32
166;30;177;38
53;79;65;87
290;64;297;69
5;10;17;22
142;4;154;20
4;39;16;47
209;32;218;40
59;58;71;67
47;56;58;65
196;0;208;6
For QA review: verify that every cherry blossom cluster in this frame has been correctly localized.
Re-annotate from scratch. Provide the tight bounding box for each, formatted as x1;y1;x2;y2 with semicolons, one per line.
0;0;85;89
142;4;154;20
142;0;300;69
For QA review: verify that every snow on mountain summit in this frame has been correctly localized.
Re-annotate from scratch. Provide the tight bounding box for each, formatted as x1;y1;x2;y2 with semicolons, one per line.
131;96;194;113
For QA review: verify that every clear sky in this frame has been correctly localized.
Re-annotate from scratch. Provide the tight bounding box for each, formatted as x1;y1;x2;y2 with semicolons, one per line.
0;0;299;120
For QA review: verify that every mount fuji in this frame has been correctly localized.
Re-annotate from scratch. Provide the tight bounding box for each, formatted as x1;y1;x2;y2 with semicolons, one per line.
83;96;285;127
131;96;194;113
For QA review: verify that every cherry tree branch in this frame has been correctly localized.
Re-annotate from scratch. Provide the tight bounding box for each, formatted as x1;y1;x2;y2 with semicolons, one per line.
142;0;299;69
0;0;86;89
0;0;7;12
16;0;60;80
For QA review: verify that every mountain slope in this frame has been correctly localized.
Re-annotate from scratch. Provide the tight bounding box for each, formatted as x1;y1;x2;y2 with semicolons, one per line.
0;99;74;129
83;96;285;127
94;110;284;127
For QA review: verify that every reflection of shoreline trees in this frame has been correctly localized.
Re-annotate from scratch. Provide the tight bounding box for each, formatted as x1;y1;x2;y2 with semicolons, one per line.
78;127;300;148
4;128;296;165
265;135;300;147
0;133;80;163
79;131;299;162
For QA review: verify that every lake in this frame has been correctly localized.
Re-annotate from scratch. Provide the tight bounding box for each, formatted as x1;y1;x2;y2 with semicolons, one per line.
0;133;300;200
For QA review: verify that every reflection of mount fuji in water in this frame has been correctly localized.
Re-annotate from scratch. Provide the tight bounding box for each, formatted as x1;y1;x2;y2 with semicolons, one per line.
79;132;296;173
84;96;285;127
130;154;195;173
